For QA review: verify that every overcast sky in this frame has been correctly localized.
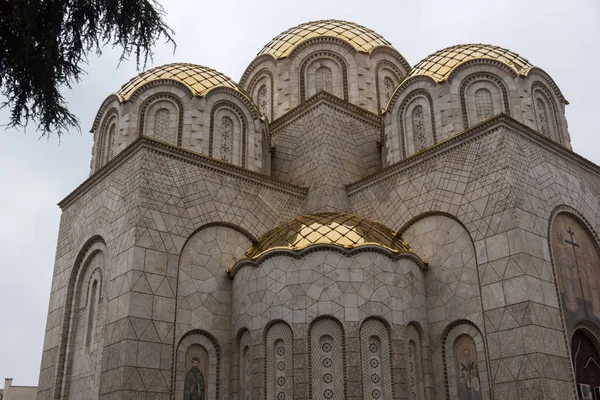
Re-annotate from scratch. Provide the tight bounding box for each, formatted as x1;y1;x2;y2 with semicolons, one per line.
0;0;598;387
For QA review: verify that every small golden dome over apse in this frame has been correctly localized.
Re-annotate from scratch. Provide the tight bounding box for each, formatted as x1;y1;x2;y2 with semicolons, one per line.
409;43;534;82
257;20;394;59
116;63;244;101
242;213;425;262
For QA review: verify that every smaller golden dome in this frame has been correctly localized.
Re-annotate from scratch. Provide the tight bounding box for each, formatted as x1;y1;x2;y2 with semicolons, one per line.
409;44;534;82
258;20;392;59
116;63;241;101
243;213;422;261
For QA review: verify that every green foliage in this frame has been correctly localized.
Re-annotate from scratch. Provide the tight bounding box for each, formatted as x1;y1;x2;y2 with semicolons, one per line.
0;0;175;137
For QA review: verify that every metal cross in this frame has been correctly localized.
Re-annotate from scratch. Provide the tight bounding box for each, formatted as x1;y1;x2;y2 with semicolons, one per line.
565;226;580;252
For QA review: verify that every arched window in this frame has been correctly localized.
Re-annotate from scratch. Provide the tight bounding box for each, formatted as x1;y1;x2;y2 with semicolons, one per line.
361;319;392;400
405;324;424;400
154;108;171;142
311;318;344;400
220;116;233;163
315;66;333;93
535;98;550;136
572;329;600;397
85;278;99;349
412;105;426;153
383;77;394;103
474;89;493;121
239;331;252;400
258;85;268;115
266;323;293;400
103;124;116;164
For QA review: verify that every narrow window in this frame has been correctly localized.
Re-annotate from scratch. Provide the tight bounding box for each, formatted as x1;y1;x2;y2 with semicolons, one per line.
315;66;333;93
412;105;426;152
154;108;171;143
86;279;98;348
220;116;233;163
383;77;394;103
258;85;268;115
474;88;494;121
536;98;550;136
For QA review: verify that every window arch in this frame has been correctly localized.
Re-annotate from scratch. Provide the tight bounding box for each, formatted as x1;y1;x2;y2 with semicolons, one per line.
360;318;393;400
95;110;118;170
56;240;107;400
474;88;493;122
405;324;424;400
383;77;394;104
239;330;253;400
138;93;183;146
459;74;510;129
266;322;293;400
85;269;102;350
209;102;247;168
153;108;172;142
220;116;234;163
412;105;426;153
309;317;345;400
315;66;333;93
399;93;436;158
301;53;348;101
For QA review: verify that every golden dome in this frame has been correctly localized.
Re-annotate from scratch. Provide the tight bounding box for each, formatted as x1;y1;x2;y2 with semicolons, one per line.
243;212;422;261
116;63;242;101
257;20;393;59
409;44;534;82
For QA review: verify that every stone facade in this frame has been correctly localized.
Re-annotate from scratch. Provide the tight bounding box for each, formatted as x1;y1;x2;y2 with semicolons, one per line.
37;20;600;400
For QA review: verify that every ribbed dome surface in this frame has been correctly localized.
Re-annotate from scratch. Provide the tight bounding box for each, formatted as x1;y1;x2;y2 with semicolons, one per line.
244;213;420;260
116;63;242;101
257;20;393;59
409;43;534;82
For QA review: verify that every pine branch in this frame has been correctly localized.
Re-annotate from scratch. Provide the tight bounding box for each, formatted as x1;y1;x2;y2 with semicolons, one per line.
0;0;175;137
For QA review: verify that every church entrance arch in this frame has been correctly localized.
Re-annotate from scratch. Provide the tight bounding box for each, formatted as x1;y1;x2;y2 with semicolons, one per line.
571;328;600;399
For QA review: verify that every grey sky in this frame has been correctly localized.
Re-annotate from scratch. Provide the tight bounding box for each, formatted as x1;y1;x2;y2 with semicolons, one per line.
0;0;598;387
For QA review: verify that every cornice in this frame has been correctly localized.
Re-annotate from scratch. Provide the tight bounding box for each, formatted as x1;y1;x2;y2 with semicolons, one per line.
58;137;307;209
228;244;427;277
347;113;600;193
270;91;380;133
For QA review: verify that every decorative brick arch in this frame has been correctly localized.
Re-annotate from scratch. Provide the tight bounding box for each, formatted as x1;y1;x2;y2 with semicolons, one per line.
138;93;184;146
299;51;349;102
53;236;108;399
397;89;437;158
459;73;511;129
95;108;119;170
532;81;564;145
247;68;275;121
209;101;248;167
375;60;403;111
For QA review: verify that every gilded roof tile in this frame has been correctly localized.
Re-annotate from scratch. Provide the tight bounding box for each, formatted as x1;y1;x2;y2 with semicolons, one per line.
409;44;534;82
116;63;242;101
257;20;393;59
243;212;424;262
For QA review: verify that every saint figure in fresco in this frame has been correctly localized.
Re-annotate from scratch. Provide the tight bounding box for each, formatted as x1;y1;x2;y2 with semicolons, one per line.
458;348;482;400
184;356;205;400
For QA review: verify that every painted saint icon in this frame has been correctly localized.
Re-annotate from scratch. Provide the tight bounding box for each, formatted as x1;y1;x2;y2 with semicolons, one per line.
184;356;205;400
458;347;482;400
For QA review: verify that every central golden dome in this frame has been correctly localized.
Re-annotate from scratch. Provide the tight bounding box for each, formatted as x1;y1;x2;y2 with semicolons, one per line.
243;212;422;261
257;20;393;59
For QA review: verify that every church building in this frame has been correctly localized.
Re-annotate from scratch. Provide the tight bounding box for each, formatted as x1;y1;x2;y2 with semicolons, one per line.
36;20;600;400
